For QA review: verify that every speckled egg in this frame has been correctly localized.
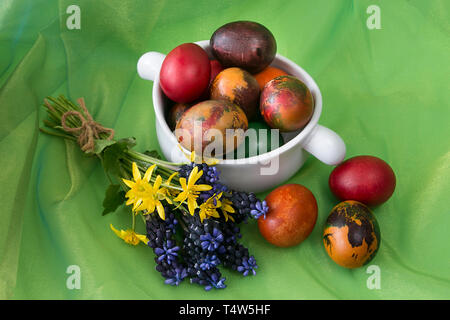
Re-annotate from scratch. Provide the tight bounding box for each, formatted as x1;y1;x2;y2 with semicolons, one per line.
175;100;248;156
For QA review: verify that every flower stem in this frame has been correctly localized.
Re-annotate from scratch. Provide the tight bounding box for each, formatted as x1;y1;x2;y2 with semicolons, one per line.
39;128;77;141
126;149;186;170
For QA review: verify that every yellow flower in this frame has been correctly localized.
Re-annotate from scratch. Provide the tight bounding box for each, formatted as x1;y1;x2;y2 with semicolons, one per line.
158;172;179;202
220;197;235;222
122;163;156;212
174;166;212;215
199;194;221;222
179;147;220;165
141;175;166;220
110;224;148;246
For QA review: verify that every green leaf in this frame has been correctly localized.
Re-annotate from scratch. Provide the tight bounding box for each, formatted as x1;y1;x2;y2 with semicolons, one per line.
102;144;122;176
143;149;162;159
101;136;136;176
116;137;136;150
94;139;116;155
102;184;126;215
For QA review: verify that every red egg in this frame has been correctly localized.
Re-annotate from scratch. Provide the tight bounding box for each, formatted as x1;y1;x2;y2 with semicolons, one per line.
199;60;224;100
160;43;211;103
329;155;396;206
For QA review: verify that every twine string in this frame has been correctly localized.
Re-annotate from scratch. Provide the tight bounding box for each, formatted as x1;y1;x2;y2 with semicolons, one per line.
60;98;114;152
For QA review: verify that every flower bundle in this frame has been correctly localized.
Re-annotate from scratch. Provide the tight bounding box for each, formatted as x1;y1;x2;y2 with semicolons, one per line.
40;95;268;290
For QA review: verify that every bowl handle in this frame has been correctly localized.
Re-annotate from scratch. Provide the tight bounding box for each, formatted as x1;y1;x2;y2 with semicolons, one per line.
303;124;346;165
137;52;166;81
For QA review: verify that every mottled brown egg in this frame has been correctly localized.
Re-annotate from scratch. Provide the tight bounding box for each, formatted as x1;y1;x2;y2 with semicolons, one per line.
175;100;248;156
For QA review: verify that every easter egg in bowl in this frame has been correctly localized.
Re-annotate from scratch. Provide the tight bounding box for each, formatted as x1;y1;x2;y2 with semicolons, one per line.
175;99;248;156
137;40;346;193
260;75;314;132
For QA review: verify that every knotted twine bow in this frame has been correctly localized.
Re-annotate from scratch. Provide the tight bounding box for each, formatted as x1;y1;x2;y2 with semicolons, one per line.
59;97;115;153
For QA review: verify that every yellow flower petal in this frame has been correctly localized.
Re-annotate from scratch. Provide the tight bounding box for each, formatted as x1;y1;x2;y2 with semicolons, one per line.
194;184;213;191
187;197;197;216
187;166;199;187
135;234;149;244
179;177;187;190
132;162;141;181
122;178;135;189
143;164;157;182
210;210;220;218
135;200;147;212
178;144;192;162
166;172;178;185
192;170;203;184
223;204;235;213
174;191;187;203
156;202;165;220
132;199;143;211
173;200;184;210
159;189;173;204
153;175;162;191
110;224;122;239
146;200;156;214
199;210;206;223
204;157;220;166
190;151;196;163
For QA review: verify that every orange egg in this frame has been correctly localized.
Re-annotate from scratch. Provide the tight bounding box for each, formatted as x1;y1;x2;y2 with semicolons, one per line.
254;66;288;90
258;184;318;247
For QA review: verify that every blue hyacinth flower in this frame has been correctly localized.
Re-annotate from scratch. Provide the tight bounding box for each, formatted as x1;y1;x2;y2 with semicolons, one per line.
154;240;179;265
200;228;224;251
199;254;220;271
204;272;226;291
250;200;269;219
237;256;258;276
164;267;188;286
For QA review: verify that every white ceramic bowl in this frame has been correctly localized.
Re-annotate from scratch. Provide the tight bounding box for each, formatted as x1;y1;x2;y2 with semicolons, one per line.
137;40;346;193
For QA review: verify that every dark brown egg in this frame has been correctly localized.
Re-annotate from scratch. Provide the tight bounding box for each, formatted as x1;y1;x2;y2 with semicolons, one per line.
211;21;277;74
